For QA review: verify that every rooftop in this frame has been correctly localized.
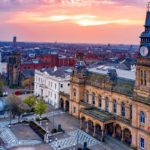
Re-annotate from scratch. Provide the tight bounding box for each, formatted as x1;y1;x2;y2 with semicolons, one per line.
39;66;73;78
88;65;135;81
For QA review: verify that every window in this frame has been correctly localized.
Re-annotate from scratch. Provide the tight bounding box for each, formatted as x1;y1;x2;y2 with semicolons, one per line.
92;93;95;106
113;99;117;114
105;97;109;112
144;71;147;86
140;138;145;149
73;107;76;113
140;111;145;124
55;83;57;89
61;84;63;88
73;88;76;97
86;91;89;103
99;95;102;108
121;102;125;117
68;83;70;86
141;70;143;85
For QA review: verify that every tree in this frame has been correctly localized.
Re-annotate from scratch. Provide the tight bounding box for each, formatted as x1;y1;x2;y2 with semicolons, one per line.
6;94;29;123
22;77;34;90
23;95;36;111
6;94;22;116
34;101;48;118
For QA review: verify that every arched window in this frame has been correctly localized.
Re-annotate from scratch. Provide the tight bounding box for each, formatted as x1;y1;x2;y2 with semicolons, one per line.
113;99;117;114
121;102;125;117
140;111;145;124
105;97;109;112
144;71;147;86
99;95;102;108
73;88;76;97
92;93;95;106
86;91;89;103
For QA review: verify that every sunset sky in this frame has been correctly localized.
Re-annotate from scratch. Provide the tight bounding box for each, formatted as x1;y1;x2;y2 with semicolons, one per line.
0;0;149;44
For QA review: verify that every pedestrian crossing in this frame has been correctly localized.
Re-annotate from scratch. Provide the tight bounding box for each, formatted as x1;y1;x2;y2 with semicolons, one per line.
50;129;99;150
0;127;18;148
18;140;42;145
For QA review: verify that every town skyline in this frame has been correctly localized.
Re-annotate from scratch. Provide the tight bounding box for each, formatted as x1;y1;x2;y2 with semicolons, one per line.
0;0;148;44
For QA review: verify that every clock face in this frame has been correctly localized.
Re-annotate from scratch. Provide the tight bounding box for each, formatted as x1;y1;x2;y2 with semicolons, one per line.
140;46;149;57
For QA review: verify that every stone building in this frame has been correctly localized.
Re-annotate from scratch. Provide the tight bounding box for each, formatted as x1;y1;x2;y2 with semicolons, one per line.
34;66;72;108
69;8;150;150
7;51;21;88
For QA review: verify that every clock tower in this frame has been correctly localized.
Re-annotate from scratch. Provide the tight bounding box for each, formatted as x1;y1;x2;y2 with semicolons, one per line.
134;3;150;98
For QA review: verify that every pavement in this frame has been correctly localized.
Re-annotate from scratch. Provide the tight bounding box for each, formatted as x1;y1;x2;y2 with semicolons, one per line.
0;110;65;149
0;107;133;150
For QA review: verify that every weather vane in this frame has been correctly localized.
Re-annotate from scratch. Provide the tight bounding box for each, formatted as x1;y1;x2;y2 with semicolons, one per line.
147;2;150;11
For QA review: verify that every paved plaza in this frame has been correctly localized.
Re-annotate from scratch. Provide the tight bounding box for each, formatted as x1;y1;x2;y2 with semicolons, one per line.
0;108;133;150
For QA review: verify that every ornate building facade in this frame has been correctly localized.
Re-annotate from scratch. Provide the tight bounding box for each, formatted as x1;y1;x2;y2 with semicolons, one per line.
69;8;150;150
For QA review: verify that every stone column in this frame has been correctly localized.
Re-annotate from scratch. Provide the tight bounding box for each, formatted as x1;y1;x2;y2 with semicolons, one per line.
121;129;124;142
86;122;89;133
93;124;96;137
80;119;82;129
101;130;104;142
112;123;116;138
64;100;66;111
101;124;105;142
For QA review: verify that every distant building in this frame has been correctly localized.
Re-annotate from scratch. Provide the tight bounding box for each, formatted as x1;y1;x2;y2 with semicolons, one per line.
7;52;21;87
13;36;17;48
20;54;75;71
34;66;72;108
0;63;7;75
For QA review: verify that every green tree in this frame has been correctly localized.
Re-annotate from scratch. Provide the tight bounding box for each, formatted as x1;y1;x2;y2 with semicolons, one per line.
23;95;36;111
34;101;48;118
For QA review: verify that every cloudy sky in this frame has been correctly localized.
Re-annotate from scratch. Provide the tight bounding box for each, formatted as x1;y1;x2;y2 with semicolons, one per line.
0;0;148;44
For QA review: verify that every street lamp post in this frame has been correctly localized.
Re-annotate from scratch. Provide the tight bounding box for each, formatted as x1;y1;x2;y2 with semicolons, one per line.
9;109;12;128
45;121;49;143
